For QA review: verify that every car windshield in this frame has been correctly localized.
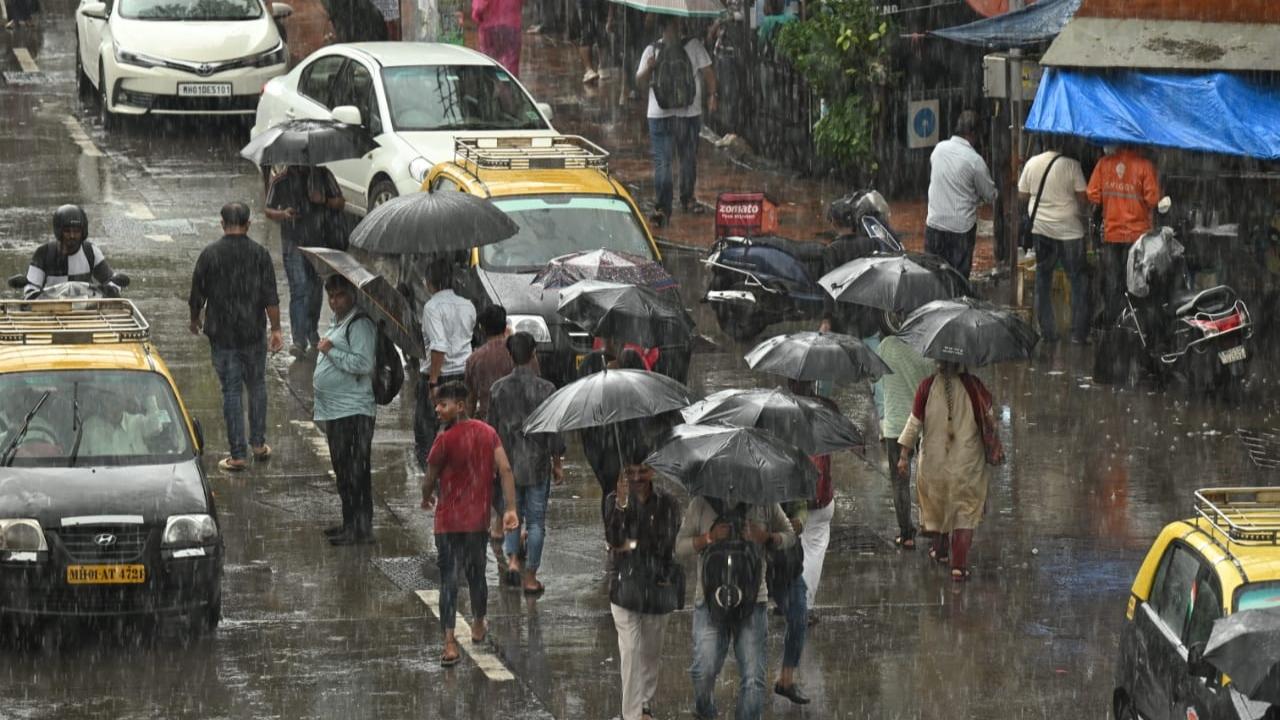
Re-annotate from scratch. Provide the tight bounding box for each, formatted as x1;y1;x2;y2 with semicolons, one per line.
118;0;263;20
481;196;655;271
380;65;547;132
1236;582;1280;612
0;370;192;467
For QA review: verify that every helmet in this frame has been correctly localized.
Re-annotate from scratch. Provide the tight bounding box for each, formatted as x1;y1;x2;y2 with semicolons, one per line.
828;190;890;229
52;204;89;243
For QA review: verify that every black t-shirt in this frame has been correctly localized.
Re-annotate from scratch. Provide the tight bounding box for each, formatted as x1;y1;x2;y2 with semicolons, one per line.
188;234;280;349
266;167;342;246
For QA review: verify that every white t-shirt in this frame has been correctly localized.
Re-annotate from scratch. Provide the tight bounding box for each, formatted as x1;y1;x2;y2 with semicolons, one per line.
421;288;477;377
1017;151;1088;241
638;38;713;119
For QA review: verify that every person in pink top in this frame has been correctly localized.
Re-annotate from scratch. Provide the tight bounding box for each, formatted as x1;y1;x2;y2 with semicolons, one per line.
472;0;524;77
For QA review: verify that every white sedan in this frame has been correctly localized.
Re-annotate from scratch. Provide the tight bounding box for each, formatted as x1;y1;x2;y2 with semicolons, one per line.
76;0;292;127
251;42;558;214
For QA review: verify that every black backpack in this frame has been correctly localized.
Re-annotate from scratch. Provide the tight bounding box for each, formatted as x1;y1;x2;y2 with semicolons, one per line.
700;499;763;626
346;313;405;405
651;38;698;110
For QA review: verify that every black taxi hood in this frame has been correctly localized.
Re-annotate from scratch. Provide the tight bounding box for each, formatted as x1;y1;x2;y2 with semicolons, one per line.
0;460;208;527
475;266;562;319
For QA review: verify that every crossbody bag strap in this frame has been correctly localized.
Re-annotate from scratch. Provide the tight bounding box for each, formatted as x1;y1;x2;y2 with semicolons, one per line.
1028;153;1063;235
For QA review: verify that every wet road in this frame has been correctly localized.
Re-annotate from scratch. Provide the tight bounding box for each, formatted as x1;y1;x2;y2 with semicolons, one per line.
3;8;1280;720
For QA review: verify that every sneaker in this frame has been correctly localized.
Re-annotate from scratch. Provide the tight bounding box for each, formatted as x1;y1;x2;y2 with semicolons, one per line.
582;69;599;83
289;343;307;359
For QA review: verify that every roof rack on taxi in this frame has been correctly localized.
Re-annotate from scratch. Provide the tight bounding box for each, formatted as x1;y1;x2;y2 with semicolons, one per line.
453;136;610;174
1194;487;1280;546
0;298;150;345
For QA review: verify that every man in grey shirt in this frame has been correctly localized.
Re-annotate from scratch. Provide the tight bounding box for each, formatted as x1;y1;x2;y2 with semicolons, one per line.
925;110;997;281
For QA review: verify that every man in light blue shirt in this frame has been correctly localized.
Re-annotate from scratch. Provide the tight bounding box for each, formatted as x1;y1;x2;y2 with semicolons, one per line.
413;259;478;468
314;274;377;545
925;110;997;281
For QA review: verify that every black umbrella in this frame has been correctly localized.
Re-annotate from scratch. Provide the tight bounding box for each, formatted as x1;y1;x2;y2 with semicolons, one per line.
682;387;863;455
899;297;1039;366
240;119;378;167
348;190;519;255
744;331;890;383
1204;607;1280;704
523;368;697;434
645;424;817;505
819;252;971;314
299;247;425;358
557;280;695;348
531;249;678;292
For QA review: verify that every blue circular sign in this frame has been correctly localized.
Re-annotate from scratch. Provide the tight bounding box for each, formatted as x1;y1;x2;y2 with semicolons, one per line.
913;107;936;139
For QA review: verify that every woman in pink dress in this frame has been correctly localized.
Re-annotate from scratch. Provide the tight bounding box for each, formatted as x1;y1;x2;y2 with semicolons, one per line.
472;0;524;77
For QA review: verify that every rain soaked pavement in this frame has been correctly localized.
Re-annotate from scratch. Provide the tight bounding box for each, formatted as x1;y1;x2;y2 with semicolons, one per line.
3;7;1280;720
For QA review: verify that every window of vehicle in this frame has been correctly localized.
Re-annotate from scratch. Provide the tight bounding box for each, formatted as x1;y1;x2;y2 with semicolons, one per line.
0;370;192;467
1185;570;1223;648
118;0;263;20
1236;582;1280;612
481;196;655;271
299;56;347;109
333;61;383;135
1148;544;1203;642
380;65;547;132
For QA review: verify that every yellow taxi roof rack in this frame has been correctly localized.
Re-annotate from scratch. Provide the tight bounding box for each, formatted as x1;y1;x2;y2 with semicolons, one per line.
0;298;150;345
1194;487;1280;546
454;135;610;174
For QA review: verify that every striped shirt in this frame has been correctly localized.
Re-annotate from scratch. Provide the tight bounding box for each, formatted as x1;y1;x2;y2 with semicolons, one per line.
24;240;114;299
926;136;998;234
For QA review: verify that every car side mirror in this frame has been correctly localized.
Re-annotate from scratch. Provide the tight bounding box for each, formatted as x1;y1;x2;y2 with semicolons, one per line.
192;419;205;455
331;105;362;126
535;102;554;122
81;1;108;19
109;273;131;289
7;274;25;290
270;2;292;17
1187;641;1217;680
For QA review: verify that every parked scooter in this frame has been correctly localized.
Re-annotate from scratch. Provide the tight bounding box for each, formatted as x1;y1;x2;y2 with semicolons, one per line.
6;273;131;299
703;190;903;341
1093;198;1252;391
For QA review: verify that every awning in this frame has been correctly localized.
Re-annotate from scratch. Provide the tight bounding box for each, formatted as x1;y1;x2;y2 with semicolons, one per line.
1025;67;1280;160
1041;17;1280;72
931;0;1080;48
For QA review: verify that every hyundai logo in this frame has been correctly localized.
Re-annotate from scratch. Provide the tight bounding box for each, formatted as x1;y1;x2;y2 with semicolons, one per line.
94;533;117;547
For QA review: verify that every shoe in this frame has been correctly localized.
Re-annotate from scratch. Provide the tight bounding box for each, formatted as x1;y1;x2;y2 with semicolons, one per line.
251;444;272;460
774;683;811;705
582;69;599;83
525;23;542;34
218;457;246;472
289;343;307;359
649;210;667;228
328;530;375;546
323;525;348;537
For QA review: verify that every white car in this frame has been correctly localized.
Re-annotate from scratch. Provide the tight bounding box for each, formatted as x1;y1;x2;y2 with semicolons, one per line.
251;42;558;214
75;0;292;127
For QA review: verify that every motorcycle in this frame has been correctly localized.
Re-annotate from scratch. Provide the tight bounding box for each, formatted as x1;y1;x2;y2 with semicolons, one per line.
7;273;131;299
702;190;904;342
1092;198;1252;391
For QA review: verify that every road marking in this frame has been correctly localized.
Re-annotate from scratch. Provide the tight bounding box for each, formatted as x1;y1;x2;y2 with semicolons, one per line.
144;234;173;243
289;419;336;481
127;202;156;220
414;589;515;682
60;116;104;158
12;47;38;73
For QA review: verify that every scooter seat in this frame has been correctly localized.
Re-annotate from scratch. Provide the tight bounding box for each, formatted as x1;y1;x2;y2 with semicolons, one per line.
1171;285;1236;316
743;235;829;263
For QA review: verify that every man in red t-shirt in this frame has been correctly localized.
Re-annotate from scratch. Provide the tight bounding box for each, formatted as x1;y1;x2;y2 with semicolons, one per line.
422;381;519;667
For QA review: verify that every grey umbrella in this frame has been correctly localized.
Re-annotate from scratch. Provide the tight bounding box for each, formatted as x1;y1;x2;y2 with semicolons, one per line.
523;368;697;434
645;424;817;505
682;387;864;455
819;252;971;314
348;190;519;255
899;297;1039;367
557;280;695;348
240;119;379;167
299;247;425;357
744;331;890;383
1204;607;1280;705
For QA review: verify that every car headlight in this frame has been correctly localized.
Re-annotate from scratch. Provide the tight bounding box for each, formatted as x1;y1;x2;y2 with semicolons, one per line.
0;519;47;552
508;314;552;343
162;514;218;548
409;157;431;183
252;41;287;68
114;44;164;69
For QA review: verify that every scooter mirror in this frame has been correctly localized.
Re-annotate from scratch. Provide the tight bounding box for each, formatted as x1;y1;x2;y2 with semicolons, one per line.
110;273;131;289
1157;196;1172;215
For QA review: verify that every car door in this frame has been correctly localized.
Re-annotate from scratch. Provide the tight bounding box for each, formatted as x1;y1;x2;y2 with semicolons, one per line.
292;54;348;122
325;57;384;209
1172;570;1238;720
77;0;111;87
1132;543;1203;720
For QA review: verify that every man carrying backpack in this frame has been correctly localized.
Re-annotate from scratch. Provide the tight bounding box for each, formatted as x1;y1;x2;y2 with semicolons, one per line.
636;16;717;229
676;496;795;720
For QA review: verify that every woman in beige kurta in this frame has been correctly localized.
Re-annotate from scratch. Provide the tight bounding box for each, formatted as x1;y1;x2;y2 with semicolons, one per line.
896;362;993;581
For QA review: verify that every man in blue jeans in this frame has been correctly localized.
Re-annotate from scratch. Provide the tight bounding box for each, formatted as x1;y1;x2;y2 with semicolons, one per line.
188;202;285;472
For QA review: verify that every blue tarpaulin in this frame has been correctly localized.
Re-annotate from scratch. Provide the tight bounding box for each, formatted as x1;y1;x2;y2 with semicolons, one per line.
1026;68;1280;160
930;0;1080;49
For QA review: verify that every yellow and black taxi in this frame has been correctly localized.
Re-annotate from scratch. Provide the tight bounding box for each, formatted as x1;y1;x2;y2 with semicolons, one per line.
413;135;672;384
0;298;222;630
1115;488;1280;720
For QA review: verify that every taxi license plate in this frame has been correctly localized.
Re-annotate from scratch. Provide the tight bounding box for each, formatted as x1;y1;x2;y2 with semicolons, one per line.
177;82;232;97
1218;345;1247;365
66;564;146;585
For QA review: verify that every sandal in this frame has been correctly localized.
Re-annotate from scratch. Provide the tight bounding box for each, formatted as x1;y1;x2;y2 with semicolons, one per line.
251;444;272;460
951;568;971;582
928;548;949;564
440;640;461;667
218;457;247;472
522;581;545;596
895;535;916;550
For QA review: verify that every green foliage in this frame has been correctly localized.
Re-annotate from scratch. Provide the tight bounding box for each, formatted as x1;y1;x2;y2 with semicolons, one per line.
776;0;889;172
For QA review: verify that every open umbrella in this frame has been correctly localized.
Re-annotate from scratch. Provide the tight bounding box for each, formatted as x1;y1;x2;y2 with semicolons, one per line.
745;331;890;383
899;297;1039;366
682;387;863;455
348;191;519;255
240;119;378;167
645;424;817;505
819;252;971;314
1203;607;1280;705
523;368;696;434
299;247;425;358
558;280;695;348
608;0;724;17
531;249;678;292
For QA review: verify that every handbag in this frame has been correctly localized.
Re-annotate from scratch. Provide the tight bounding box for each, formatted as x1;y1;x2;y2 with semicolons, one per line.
612;555;686;615
1019;153;1063;251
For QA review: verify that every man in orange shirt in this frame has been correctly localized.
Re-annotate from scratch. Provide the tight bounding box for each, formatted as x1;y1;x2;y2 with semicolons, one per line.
1087;145;1161;323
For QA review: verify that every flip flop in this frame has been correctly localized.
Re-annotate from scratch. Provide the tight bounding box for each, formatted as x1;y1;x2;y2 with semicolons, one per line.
522;581;545;596
440;639;461;666
951;568;971;582
218;457;246;472
895;536;916;550
252;444;272;460
928;548;948;564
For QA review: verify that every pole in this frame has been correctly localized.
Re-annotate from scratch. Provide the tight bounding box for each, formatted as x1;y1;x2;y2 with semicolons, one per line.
1007;0;1025;307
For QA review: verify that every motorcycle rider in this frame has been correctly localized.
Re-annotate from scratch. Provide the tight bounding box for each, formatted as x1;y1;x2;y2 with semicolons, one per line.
819;190;894;337
23;205;119;299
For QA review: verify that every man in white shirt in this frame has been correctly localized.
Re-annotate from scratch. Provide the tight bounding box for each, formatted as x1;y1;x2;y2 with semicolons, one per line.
413;259;478;468
925;111;997;281
1018;144;1090;344
636;16;717;228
